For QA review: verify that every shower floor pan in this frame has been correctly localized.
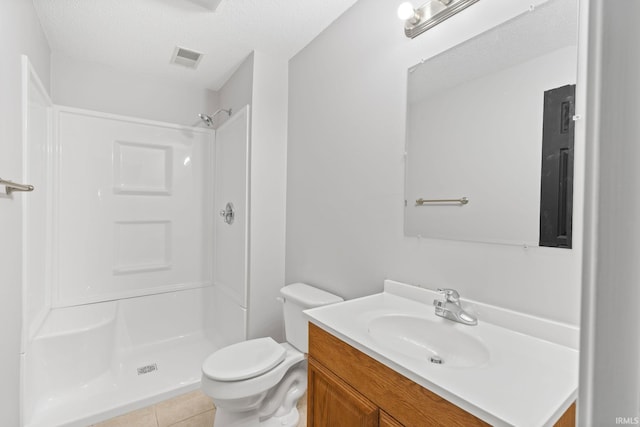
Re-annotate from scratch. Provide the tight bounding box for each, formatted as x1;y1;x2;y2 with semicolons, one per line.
23;292;217;427
26;331;215;427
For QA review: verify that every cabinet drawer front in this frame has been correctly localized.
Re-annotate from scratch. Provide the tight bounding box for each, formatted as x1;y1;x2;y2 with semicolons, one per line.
308;357;378;427
380;411;404;427
309;323;490;427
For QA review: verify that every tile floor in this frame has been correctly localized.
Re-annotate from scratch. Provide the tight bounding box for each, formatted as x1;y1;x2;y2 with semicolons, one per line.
93;390;307;427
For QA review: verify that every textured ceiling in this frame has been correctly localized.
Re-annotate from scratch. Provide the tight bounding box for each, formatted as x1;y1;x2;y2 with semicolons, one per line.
33;0;359;90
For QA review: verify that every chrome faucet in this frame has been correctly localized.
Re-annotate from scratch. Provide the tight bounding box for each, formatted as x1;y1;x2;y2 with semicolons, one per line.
433;288;477;326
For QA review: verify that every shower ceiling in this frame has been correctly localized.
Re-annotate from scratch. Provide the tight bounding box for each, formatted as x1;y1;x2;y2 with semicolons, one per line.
32;0;359;90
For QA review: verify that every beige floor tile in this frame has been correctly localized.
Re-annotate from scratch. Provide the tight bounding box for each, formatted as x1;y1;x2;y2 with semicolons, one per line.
169;409;215;427
297;393;307;427
91;406;158;427
155;390;215;427
97;389;306;427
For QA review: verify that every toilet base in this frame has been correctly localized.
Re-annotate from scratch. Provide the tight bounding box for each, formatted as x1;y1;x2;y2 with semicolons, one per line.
261;407;300;427
213;406;300;427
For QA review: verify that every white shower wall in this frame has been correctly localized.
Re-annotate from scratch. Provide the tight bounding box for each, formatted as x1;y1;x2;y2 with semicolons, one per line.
211;106;251;347
22;57;54;342
53;108;213;306
20;50;289;424
22;105;219;426
1;3;51;423
50;51;290;345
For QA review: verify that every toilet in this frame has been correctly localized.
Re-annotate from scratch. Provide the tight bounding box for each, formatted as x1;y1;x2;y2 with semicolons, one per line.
201;283;343;427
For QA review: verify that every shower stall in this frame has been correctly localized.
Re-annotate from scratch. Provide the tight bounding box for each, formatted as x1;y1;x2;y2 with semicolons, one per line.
20;57;251;426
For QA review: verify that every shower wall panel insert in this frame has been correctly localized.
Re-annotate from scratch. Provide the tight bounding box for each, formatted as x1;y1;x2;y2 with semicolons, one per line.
53;108;214;306
211;105;251;347
22;105;218;427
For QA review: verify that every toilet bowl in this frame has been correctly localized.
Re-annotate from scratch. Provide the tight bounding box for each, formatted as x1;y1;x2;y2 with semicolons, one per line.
201;283;343;427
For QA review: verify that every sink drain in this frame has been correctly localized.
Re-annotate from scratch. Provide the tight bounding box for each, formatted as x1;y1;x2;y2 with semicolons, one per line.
429;356;444;364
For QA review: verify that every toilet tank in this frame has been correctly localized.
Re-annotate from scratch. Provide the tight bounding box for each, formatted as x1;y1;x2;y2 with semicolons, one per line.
280;283;343;353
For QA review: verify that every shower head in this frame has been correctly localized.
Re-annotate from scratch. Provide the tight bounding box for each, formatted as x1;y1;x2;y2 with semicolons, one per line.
198;108;232;127
198;113;214;127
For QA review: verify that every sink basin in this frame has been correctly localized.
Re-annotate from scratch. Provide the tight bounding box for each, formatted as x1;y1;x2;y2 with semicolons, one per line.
367;314;490;368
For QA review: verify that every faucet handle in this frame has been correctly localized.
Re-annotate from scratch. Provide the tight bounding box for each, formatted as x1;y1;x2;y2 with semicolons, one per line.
437;288;460;302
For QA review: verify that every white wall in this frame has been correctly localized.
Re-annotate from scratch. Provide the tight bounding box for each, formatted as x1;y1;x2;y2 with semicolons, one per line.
218;53;254;124
580;0;640;423
247;52;288;341
0;1;51;424
51;53;217;126
286;0;583;325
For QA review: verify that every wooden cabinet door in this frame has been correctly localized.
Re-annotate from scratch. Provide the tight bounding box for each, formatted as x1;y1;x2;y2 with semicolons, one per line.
380;410;404;427
308;357;378;427
554;402;576;427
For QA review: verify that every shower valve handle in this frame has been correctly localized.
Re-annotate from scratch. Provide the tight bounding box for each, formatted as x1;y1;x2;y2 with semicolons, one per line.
219;202;235;225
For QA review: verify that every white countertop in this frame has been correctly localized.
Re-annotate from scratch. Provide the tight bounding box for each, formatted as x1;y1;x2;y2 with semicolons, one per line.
304;280;579;427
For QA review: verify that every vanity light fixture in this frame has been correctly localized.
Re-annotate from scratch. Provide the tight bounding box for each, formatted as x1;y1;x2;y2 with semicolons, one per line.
397;2;422;24
397;0;480;39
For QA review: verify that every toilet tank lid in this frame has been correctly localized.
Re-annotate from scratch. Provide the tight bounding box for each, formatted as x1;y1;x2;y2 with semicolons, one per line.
280;283;343;308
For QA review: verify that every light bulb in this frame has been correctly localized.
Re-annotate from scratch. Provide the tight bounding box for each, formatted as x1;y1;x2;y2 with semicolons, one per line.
397;2;416;21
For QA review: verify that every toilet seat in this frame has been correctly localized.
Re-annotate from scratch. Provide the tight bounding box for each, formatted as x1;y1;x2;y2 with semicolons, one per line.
202;342;305;401
202;337;286;381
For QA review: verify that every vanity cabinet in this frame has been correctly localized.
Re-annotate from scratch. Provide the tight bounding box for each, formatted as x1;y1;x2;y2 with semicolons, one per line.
307;323;576;427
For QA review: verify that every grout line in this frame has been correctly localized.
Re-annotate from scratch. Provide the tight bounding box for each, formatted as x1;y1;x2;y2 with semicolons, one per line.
167;409;213;427
188;405;212;419
153;405;160;427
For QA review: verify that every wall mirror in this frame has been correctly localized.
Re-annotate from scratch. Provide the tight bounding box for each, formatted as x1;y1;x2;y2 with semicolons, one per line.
404;0;578;246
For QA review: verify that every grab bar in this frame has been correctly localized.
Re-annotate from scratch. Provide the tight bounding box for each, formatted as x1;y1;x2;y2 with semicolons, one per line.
1;178;34;194
416;197;468;206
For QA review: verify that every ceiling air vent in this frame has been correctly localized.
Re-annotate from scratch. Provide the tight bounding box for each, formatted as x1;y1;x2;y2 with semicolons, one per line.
171;46;203;69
